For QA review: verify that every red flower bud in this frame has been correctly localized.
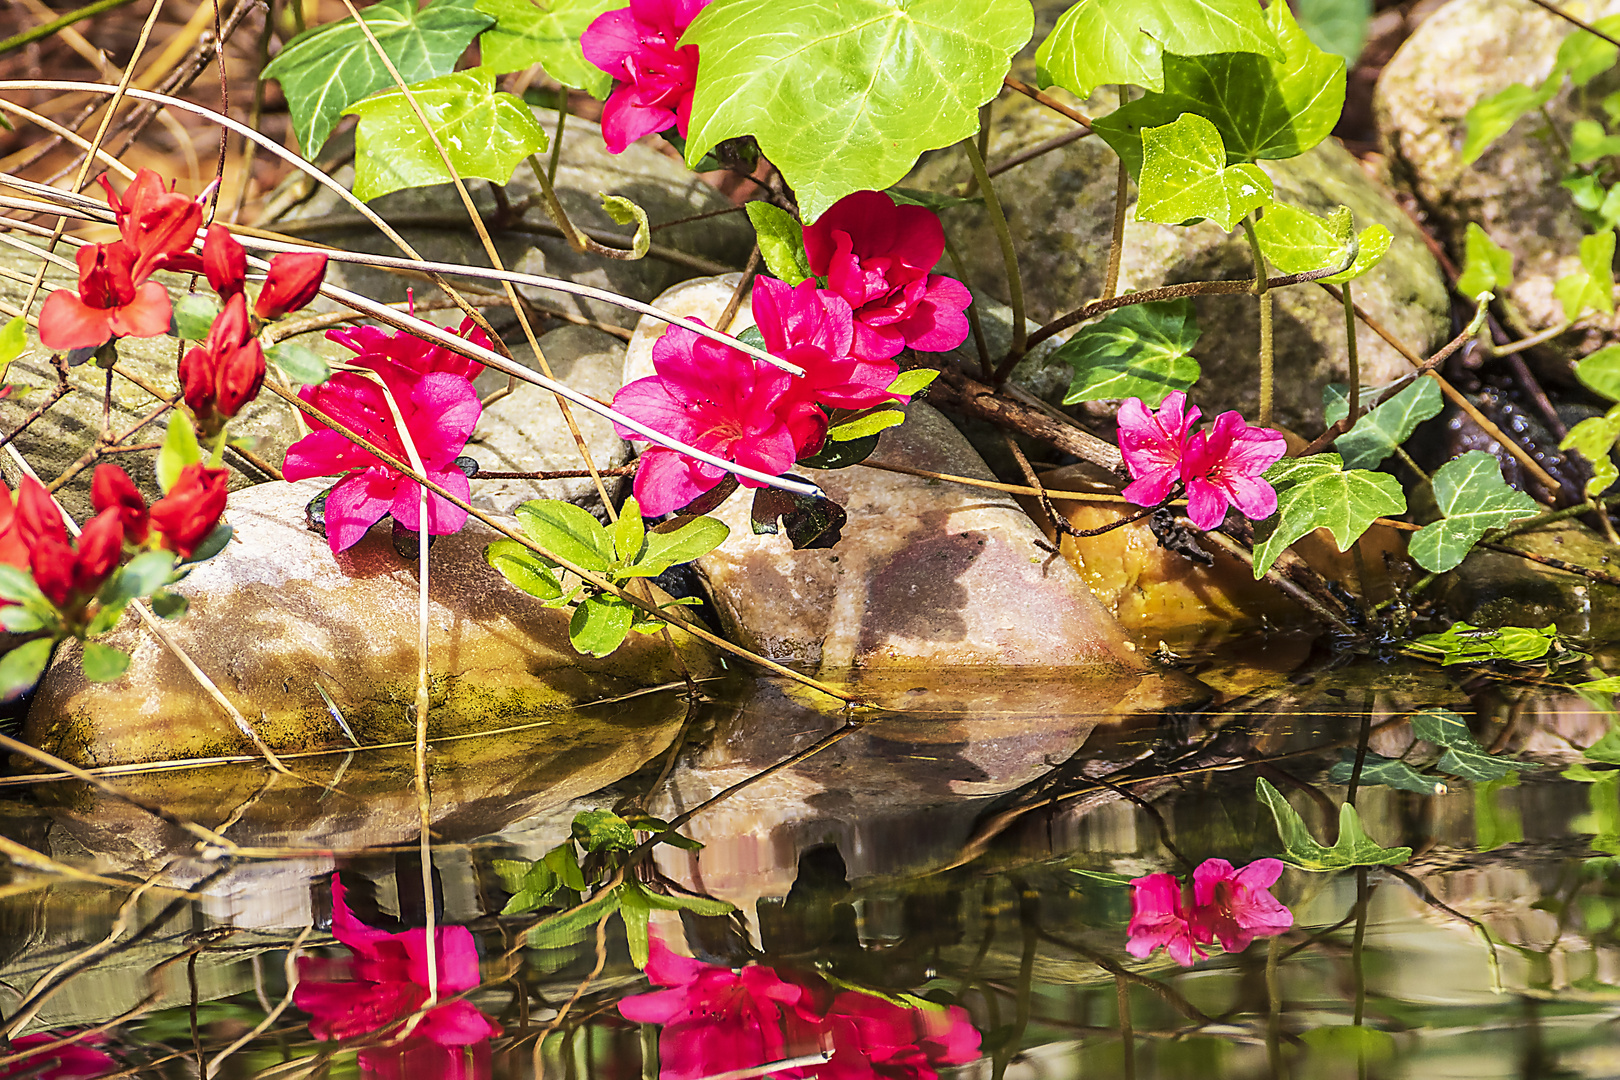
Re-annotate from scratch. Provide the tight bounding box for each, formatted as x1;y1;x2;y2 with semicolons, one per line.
255;252;327;320
180;294;261;433
209;291;252;352
216;340;266;419
91;463;149;545
30;509;123;610
203;224;247;298
149;464;227;559
15;476;67;552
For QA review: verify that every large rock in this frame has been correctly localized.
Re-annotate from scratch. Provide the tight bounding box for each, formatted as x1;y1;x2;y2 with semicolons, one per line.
1376;0;1620;353
25;478;716;765
909;97;1451;430
1440;518;1620;642
270;115;753;330
622;277;1148;687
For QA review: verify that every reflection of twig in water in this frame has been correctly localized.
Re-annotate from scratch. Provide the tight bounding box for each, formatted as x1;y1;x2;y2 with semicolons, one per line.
1037;929;1213;1026
1385;866;1503;993
1091;774;1197;875
204;925;314;1078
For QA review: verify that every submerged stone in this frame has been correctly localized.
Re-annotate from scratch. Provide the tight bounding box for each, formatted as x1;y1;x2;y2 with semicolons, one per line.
1441;520;1620;643
25;479;715;766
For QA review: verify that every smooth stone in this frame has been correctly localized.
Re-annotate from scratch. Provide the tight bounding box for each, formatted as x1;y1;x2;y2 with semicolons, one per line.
466;325;632;514
270;115;753;330
1440;519;1620;642
24;478;716;766
622;276;1146;680
908;97;1451;430
1375;0;1620;353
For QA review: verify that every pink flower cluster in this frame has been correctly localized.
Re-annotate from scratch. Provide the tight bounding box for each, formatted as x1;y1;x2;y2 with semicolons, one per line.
282;317;490;553
1117;392;1288;530
1127;859;1293;967
620;935;979;1080
294;875;501;1079
611;191;972;516
583;0;709;154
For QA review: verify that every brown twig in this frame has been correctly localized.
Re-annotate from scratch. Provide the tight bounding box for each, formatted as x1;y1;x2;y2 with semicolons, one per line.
1002;75;1094;127
927;364;1125;474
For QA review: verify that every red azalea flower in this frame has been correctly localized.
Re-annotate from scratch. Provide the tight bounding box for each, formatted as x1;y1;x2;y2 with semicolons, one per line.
15;475;68;553
255;251;328;321
801;190;973;360
0;485;30;571
29;508;123;611
90;464;149;545
750;275;902;411
294;875;500;1078
610;319;826;516
326;315;489;385
1;1029;119;1079
98;168;205;281
202;223;247;298
1189;858;1294;953
148;464;228;559
180;293;265;433
38;242;172;351
581;0;712;153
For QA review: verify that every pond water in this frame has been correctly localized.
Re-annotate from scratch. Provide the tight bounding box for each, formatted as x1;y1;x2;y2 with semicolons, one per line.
2;638;1618;1080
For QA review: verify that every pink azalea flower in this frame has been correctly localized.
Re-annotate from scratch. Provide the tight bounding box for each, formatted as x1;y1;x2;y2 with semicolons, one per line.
294;875;500;1079
1117;392;1200;509
1180;412;1288;530
582;0;712;154
282;371;481;552
801;190;972;360
327;316;490;386
611;320;826;516
1;1030;117;1079
1190;858;1294;953
751;275;902;410
817;990;980;1080
1126;872;1206;968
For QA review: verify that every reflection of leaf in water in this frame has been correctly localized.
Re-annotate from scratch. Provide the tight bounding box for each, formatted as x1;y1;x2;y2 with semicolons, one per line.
1474;774;1523;852
1328;750;1443;795
1256;778;1411;871
1574;773;1620;855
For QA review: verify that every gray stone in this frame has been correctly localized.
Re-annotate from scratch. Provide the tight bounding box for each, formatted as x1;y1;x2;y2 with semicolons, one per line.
1440;519;1620;643
25;478;716;766
270;113;753;331
909;97;1451;430
1375;0;1620;352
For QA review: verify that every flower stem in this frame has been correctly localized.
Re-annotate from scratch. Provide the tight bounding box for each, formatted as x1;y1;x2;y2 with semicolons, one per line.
1342;281;1360;425
1101;85;1129;303
963;137;1025;375
548;99;566;188
1242;214;1274;427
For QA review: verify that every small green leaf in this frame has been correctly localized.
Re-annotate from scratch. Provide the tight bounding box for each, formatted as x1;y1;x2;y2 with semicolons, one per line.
0;637;52;698
1409;450;1539;573
103;550;178;607
1554;228;1616;321
1560;404;1620;496
1256;777;1412;870
515;500;614;572
1461;79;1559;167
745;202;811;286
1577;344;1620;403
797;434;879;469
345;67;550;202
263;0;495;155
1090;1;1344;174
750;486;846;549
485;539;565;599
613;496;646;565
1407;622;1559;665
1136;113;1273;232
183;523;232;565
1557;14;1620;87
1252;203;1385;285
1293;0;1371;64
1055;299;1202;405
80;641;130;683
1250;453;1407;577
620;880;652;969
635;514;729;576
546;842;586;890
682;0;1034;221
887;368;938;397
172;294;219;341
1327;750;1446;795
1571;119;1620;164
568;594;633;656
1456;223;1514;301
824;409;906;441
886;186;982;212
473;0;613;96
0;315;26;383
571;808;637;852
601;194;650;259
1322;377;1442;470
157;411;202;496
525;885;622;950
0;564;43;604
148;591;188;620
265;342;332;386
0;607;43;633
1035;0;1282;99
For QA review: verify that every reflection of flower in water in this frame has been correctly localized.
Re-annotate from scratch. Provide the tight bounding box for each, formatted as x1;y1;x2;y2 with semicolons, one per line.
294;874;501;1078
619;935;979;1080
1128;858;1294;967
0;1031;117;1079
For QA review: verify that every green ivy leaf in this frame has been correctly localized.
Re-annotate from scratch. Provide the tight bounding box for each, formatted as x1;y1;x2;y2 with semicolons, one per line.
515;499;614;572
1460;79;1559;167
1556;14;1620;88
1090;1;1344;175
1252;203;1386;285
1439;747;1516;782
1409;451;1539;573
745;202;811;285
1250;453;1406;577
263;0;494;156
568;594;633;656
1455;222;1514;301
825;408;906;441
887;369;938;397
345;68;549;201
1406;622;1558;665
0;315;26;383
1576;344;1620;402
632;515;729;577
1035;0;1281;99
1560;403;1620;497
571;808;637;852
156;410;202;496
682;0;1033;221
473;0;614;96
1571;119;1620;164
601;194;650;259
1136;113;1274;231
80;641;130;683
486;539;565;599
1554;229;1616;321
1054;299;1201;405
1327;750;1447;795
1322;377;1442;470
0;638;52;698
1293;0;1370;64
1409;708;1520;782
266;341;333;386
1256;777;1412;870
